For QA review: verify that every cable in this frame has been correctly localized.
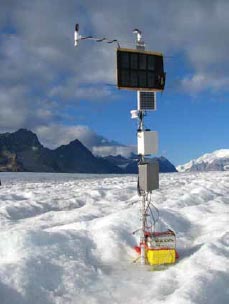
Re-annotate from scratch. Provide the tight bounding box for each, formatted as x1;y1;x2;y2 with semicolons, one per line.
78;35;121;48
142;192;160;234
149;206;156;226
150;202;160;224
137;176;141;196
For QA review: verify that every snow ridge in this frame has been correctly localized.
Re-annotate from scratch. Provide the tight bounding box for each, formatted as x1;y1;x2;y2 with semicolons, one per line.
177;149;229;172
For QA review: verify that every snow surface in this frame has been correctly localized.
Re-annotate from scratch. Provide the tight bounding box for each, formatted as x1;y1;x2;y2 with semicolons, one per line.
177;149;229;172
0;172;228;304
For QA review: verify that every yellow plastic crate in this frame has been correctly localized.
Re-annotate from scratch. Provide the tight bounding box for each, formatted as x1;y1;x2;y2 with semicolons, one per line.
146;249;176;265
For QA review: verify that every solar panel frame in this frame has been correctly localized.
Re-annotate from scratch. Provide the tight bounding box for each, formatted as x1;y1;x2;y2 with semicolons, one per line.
117;48;165;91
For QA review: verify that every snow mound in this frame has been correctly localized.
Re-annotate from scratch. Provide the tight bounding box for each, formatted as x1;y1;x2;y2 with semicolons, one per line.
0;172;228;304
177;149;229;172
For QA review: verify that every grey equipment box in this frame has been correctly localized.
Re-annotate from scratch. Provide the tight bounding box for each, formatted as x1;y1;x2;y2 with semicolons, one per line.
138;160;159;193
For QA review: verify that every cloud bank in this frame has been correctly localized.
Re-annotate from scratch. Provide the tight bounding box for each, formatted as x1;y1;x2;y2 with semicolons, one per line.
0;0;228;151
35;124;136;157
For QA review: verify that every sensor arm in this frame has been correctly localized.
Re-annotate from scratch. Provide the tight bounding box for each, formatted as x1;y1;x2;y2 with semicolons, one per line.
74;23;120;48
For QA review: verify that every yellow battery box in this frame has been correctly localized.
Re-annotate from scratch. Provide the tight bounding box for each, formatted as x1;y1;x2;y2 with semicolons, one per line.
146;249;176;265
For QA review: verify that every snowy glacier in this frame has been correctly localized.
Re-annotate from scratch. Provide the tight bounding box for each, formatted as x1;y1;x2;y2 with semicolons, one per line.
0;172;228;304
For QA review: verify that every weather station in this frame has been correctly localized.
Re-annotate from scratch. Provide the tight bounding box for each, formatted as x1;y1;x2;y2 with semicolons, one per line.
74;24;178;267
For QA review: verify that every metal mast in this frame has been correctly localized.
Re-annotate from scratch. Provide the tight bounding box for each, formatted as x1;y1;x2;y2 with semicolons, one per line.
133;29;147;265
74;24;168;266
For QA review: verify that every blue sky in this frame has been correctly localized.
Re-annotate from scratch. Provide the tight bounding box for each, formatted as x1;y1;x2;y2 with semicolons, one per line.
0;0;228;165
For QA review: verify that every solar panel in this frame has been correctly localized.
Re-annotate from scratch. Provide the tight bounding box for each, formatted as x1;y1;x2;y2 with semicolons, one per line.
138;91;156;111
117;48;166;91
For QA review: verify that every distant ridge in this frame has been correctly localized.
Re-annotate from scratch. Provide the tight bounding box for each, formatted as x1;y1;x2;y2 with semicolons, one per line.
0;129;177;174
103;154;177;173
177;149;229;172
0;129;122;173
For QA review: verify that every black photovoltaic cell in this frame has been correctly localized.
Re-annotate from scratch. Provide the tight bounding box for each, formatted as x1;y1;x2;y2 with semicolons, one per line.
139;92;156;110
117;49;165;91
130;53;138;69
130;71;138;87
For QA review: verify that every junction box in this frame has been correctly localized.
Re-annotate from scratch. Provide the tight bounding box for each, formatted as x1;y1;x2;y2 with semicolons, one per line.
138;160;159;192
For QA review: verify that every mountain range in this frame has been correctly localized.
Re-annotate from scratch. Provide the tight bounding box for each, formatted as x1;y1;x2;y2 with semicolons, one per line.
104;154;177;173
177;149;229;172
0;129;177;174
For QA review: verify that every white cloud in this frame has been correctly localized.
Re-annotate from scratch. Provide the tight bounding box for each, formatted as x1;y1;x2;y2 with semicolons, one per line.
181;73;229;93
92;146;136;158
0;0;229;146
35;124;135;157
0;85;29;129
35;125;94;149
1;0;228;99
49;80;113;100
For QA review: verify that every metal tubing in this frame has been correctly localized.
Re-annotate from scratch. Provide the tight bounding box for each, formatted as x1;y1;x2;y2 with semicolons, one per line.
140;193;146;264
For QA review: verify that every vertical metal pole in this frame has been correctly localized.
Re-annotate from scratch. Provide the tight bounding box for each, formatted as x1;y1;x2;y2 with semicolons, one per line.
140;193;146;264
138;106;146;265
134;29;147;265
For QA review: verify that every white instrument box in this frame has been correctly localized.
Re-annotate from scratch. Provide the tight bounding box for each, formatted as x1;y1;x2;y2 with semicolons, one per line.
137;130;158;155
